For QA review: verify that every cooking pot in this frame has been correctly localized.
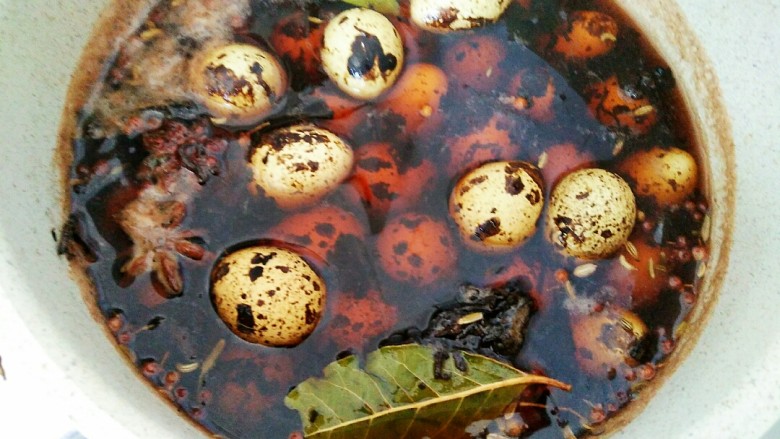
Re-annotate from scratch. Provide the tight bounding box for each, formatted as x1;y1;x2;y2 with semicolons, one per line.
1;0;778;438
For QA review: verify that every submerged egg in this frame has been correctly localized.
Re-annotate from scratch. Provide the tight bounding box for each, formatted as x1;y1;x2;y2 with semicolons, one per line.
570;304;649;377
443;34;505;93
552;11;619;60
446;114;518;177
587;75;658;135
189;43;287;126
450;161;544;252
506;68;557;123
547;168;636;259
617;146;698;206
249;125;354;209
380;63;448;135
608;236;669;308
210;245;325;347
321;8;404;100
270;11;325;84
349;142;436;218
376;213;457;285
538;142;595;190
266;205;368;261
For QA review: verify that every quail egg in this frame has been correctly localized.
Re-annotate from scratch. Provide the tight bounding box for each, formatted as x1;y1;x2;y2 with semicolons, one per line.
376;212;457;286
587;75;657;135
410;0;513;32
570;304;649;377
617;146;698;206
189;43;287;126
380;63;448;135
266;205;368;261
321;8;404;100
443;34;506;93
552;10;619;61
538;142;595;191
450;161;544;252
250;125;354;209
210;245;325;347
608;236;668;308
446;114;518;178
547;168;636;259
269;11;326;83
348;141;436;219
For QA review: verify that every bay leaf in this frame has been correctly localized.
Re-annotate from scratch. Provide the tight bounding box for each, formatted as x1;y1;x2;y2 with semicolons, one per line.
341;0;400;15
285;344;570;438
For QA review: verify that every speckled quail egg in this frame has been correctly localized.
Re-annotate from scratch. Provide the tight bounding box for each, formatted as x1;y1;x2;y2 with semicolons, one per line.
450;161;544;253
321;8;404;100
250;125;354;209
546;168;636;259
617;146;698;206
210;245;325;347
410;0;513;32
189;43;287;126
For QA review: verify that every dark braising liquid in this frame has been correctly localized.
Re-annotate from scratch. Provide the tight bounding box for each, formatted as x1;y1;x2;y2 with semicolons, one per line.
61;0;710;437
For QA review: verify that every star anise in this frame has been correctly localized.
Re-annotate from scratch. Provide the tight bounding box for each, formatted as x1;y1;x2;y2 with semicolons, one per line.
118;184;206;296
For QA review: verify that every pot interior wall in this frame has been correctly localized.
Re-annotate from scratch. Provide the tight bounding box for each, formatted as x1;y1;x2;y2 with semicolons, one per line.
0;1;203;438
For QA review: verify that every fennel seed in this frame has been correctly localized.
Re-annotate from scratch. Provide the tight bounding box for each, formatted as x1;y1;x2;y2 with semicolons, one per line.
457;312;484;325
199;339;225;388
600;32;617;42
696;261;707;278
537;151;548;169
633;105;655;117
619;254;637;271
648;257;656;279
624;241;639;261
701;214;711;242
573;263;598;278
176;362;200;374
612;136;625;156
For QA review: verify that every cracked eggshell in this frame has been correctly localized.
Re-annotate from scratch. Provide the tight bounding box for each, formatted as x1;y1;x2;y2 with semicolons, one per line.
189;43;287;126
250;125;354;209
321;8;404;100
210;245;325;347
546;168;636;259
410;0;513;32
450;161;544;253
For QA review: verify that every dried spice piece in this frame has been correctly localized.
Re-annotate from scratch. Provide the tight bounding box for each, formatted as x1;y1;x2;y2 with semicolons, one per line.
138;118;228;185
118;186;206;296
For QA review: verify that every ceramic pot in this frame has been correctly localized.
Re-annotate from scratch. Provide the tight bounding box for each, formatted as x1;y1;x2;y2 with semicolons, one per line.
0;1;777;438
